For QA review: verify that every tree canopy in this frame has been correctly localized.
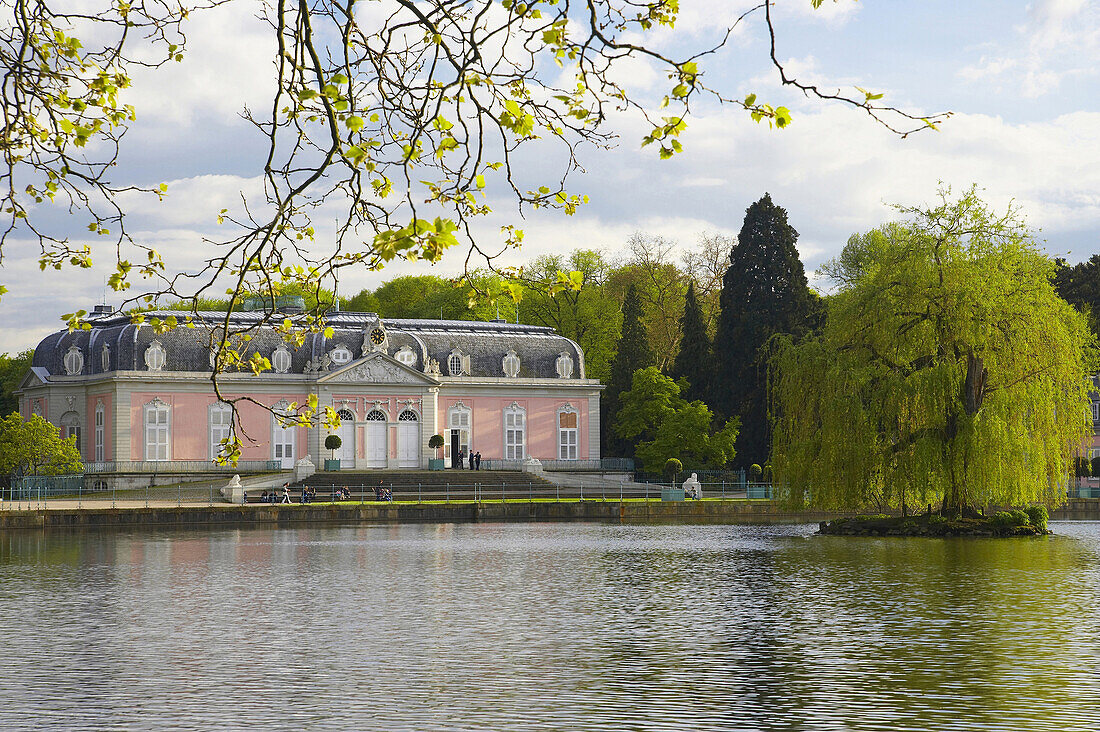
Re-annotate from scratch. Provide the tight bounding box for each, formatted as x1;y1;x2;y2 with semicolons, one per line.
0;350;32;415
771;189;1096;516
713;192;820;467
614;366;738;473
0;413;82;476
603;284;654;457
669;281;711;404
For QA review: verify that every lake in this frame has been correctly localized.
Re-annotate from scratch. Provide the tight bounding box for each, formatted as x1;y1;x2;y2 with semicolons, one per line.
1;521;1098;731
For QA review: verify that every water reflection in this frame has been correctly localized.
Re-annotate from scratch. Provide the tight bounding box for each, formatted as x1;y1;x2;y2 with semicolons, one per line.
0;523;1098;730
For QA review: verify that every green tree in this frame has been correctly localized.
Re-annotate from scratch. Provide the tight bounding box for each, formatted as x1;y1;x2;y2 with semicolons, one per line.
669;282;712;404
614;367;738;473
0;350;33;415
771;189;1096;517
1053;254;1100;337
518;250;619;382
713;193;820;468
603;285;655;457
0;413;82;476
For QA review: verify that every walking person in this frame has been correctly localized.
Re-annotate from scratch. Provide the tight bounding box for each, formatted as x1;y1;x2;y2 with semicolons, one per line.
280;483;291;504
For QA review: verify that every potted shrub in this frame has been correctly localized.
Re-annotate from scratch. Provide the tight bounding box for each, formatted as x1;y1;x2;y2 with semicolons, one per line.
660;458;685;502
324;434;342;471
428;434;445;471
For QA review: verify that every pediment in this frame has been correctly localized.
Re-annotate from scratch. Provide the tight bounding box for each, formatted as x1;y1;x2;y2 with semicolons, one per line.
17;367;48;390
317;351;438;385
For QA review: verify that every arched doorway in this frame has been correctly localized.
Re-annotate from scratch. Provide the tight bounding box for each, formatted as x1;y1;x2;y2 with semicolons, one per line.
397;409;419;468
365;409;387;468
336;408;355;464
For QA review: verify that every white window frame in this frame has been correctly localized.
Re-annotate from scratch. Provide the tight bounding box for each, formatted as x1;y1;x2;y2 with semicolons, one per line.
330;345;352;365
448;350;466;376
446;403;471;459
64;346;84;376
209;402;233;461
94;402;105;462
557;405;579;460
145;340;167;371
271;401;295;464
60;411;81;454
504;402;526;461
395;346;417;368
502;350;520;378
143;399;170;462
555;351;574;379
272;344;292;374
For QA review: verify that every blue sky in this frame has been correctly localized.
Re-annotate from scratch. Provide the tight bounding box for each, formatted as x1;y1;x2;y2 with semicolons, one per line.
2;0;1098;352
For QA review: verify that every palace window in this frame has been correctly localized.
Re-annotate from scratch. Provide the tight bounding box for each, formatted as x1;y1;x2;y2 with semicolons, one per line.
555;351;574;379
144;399;170;461
502;350;520;378
448;350;470;376
330;345;352;365
60;411;81;453
94;402;105;462
144;340;167;372
398;409;418;422
504;403;525;460
395;346;417;368
557;406;578;460
272;344;292;374
209;402;233;461
64;346;84;376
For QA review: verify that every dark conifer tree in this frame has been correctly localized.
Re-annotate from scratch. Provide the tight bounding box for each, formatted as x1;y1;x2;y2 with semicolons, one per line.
669;282;711;403
713;193;817;468
602;284;655;458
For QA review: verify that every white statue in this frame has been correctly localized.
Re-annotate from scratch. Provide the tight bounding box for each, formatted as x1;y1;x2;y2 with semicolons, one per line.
682;472;702;500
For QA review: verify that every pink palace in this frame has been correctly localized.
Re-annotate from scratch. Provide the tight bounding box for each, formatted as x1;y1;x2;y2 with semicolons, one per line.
17;305;602;476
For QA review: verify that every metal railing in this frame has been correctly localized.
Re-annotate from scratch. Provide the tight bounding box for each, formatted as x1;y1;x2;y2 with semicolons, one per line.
83;460;281;474
540;458;634;472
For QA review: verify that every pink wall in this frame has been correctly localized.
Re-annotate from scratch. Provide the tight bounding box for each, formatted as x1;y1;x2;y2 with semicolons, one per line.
129;391;307;461
441;396;588;460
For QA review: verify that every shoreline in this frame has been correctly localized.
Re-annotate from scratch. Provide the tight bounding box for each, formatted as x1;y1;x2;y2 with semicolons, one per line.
0;497;1098;530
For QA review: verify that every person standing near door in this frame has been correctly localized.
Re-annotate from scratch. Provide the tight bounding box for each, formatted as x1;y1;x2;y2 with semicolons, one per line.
468;449;475;470
475;451;481;471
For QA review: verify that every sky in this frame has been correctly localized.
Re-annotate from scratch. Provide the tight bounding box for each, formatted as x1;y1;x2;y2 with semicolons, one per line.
2;0;1099;353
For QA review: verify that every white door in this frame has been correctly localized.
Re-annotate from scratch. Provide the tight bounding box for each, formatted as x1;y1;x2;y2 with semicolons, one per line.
365;410;387;468
336;409;356;464
397;410;419;468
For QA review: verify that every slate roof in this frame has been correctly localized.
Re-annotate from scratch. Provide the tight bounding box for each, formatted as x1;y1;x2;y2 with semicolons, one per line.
31;310;586;380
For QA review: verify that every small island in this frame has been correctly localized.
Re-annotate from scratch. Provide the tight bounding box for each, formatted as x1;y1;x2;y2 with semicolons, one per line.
819;506;1049;538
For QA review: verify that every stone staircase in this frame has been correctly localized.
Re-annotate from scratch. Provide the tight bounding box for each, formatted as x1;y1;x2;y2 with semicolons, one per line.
285;470;555;502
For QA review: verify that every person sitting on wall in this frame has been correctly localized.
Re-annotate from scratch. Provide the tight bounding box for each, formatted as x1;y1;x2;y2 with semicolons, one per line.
383;487;393;502
341;487;351;501
259;490;268;504
468;449;475;470
374;480;384;501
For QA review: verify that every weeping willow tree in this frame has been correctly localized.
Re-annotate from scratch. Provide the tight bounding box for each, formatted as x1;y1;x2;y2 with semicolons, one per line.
771;188;1096;517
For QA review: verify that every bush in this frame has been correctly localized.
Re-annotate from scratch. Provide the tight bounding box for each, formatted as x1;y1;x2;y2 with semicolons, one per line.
1092;456;1100;478
991;510;1029;528
749;463;762;480
1075;457;1092;477
324;434;342;451
428;434;445;449
1024;505;1049;531
664;458;683;479
928;514;947;526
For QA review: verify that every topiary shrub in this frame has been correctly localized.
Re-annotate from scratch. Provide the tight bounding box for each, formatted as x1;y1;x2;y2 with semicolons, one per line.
428;434;445;450
324;434;342;452
1024;505;1049;531
749;464;762;481
664;458;683;481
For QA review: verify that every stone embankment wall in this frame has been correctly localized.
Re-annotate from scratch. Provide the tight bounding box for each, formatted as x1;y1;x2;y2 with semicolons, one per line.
0;500;839;530
0;499;1095;531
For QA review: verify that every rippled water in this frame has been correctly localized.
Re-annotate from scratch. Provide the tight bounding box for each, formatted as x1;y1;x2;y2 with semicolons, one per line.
1;522;1099;731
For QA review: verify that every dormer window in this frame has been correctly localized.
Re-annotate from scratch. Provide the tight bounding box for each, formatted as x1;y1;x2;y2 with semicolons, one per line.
63;345;84;376
502;350;520;378
395;346;417;368
330;345;352;365
144;340;166;372
272;344;292;373
448;350;470;376
555;351;574;379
